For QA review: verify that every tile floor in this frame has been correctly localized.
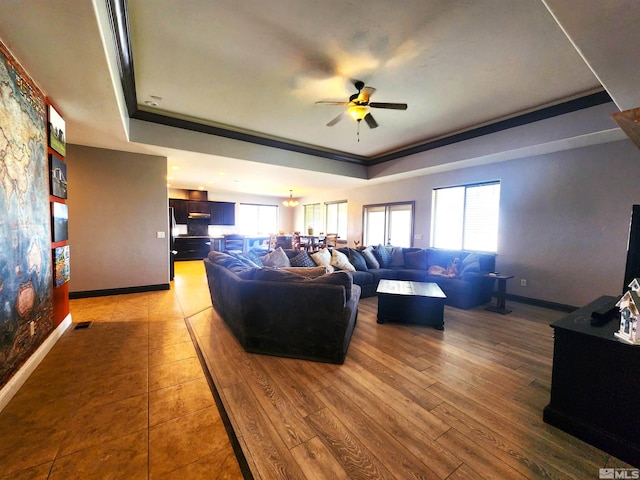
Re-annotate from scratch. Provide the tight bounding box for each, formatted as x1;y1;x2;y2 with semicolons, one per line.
0;261;243;479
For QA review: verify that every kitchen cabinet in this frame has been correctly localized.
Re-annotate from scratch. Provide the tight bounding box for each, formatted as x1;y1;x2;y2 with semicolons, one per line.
209;201;235;225
173;236;211;260
169;198;235;225
169;199;189;224
189;201;209;214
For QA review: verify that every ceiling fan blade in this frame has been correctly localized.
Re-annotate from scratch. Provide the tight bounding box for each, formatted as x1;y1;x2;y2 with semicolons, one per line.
326;112;346;126
369;102;408;110
316;101;350;105
364;113;378;129
357;87;376;104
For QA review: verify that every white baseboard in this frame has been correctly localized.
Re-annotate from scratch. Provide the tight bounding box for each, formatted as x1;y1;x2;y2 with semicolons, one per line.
0;314;72;412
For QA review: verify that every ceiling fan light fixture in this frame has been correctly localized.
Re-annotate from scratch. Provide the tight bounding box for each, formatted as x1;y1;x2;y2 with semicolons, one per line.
282;190;299;207
348;105;368;121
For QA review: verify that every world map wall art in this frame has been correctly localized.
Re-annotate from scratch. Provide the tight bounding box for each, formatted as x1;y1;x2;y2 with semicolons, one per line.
0;41;54;387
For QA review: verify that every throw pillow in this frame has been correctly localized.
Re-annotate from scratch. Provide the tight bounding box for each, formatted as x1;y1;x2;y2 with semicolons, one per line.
244;250;264;267
261;247;291;268
290;250;316;268
308;271;352;300
229;252;260;268
460;260;481;276
311;248;335;272
331;248;356;272
389;247;405;267
374;244;393;268
404;249;427;270
361;246;380;269
462;252;481;266
254;267;306;283
280;266;329;278
348;248;368;271
208;251;253;275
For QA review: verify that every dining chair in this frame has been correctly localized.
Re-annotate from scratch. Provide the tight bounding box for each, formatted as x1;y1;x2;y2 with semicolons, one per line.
223;234;245;253
324;233;338;248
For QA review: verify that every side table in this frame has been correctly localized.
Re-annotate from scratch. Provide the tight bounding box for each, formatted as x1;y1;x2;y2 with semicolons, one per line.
484;274;514;314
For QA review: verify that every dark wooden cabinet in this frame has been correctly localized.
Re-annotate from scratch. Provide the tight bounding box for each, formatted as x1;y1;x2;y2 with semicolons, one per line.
169;199;189;224
209;201;235;225
189;201;209;214
173;237;211;260
543;295;640;466
169;198;234;225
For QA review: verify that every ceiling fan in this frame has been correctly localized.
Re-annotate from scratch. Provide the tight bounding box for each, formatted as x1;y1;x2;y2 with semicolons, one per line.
316;80;408;139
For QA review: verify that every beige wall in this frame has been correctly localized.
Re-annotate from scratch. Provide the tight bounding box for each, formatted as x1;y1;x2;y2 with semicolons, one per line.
298;138;640;307
65;136;640;307
66;145;169;293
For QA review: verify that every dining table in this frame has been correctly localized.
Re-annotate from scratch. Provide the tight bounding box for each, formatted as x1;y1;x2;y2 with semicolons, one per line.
300;234;325;251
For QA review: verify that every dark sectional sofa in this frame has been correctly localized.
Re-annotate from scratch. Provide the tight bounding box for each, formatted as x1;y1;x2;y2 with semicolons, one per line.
258;245;496;310
204;250;360;364
341;246;497;309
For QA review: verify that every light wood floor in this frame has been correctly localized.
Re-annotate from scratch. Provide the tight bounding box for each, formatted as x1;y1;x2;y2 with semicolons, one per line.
189;293;636;479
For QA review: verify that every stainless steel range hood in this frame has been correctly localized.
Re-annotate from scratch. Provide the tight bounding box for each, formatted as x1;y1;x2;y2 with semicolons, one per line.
188;212;211;219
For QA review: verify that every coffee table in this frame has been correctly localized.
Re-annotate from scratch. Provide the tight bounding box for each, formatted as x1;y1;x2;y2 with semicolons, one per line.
376;279;447;330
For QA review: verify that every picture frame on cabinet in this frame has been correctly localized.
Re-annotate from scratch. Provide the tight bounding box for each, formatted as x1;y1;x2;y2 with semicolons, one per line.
54;245;70;286
48;104;66;156
49;153;67;199
51;201;68;242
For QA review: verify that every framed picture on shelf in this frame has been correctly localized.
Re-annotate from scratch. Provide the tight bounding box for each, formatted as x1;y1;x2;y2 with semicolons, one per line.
48;105;66;156
49;153;67;199
54;245;70;287
51;201;68;242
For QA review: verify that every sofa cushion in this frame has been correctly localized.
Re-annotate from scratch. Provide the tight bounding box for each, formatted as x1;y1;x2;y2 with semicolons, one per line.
280;266;329;278
331;248;356;272
389;247;405;267
311;248;335;272
426;249;458;268
361;246;380;269
308;271;352;300
374;244;393;268
262;247;291;268
348;248;368;271
349;270;375;287
290;250;316;268
254;267;306;283
404;249;427;270
395;269;429;282
369;268;399;282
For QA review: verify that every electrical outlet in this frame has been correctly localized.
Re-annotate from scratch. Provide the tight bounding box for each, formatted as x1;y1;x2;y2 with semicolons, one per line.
414;233;423;240
157;231;166;239
520;279;527;287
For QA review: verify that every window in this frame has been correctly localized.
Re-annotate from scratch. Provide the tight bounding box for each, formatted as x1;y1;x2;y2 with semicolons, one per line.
325;200;347;239
363;202;414;247
431;181;500;252
304;203;322;233
238;203;278;235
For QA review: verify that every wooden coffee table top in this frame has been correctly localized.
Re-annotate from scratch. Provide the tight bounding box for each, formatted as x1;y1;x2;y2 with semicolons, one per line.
376;279;446;299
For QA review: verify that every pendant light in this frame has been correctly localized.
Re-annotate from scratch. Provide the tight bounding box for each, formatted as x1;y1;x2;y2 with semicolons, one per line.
282;190;299;207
